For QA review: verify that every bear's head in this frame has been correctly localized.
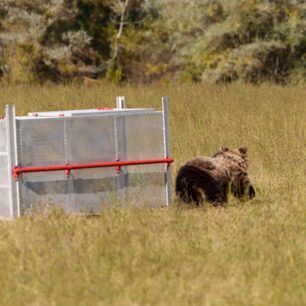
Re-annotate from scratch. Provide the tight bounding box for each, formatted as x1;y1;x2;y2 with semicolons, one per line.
213;146;255;200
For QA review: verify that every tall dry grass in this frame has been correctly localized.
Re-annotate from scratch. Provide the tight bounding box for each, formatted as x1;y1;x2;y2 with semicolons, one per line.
0;82;305;305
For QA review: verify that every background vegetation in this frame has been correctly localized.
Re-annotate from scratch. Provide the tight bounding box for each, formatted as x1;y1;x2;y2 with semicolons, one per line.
0;83;305;305
0;0;305;83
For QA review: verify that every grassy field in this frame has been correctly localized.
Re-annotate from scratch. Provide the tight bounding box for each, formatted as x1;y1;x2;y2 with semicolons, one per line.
0;83;305;306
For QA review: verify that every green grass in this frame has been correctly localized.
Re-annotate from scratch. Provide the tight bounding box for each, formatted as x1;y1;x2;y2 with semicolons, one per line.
0;82;305;306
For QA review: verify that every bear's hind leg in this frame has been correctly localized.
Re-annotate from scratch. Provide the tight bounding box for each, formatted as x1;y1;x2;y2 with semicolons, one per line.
205;180;229;204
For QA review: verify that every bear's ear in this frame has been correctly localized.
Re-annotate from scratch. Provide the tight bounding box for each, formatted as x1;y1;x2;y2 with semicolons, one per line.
221;146;229;152
238;146;248;155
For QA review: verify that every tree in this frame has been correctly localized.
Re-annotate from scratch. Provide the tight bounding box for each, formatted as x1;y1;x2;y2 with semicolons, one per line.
0;0;305;83
0;0;103;82
146;0;306;83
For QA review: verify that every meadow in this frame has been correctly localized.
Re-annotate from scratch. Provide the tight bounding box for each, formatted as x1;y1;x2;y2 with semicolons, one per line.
0;83;305;306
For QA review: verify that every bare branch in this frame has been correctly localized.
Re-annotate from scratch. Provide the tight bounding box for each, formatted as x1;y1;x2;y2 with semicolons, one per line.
111;0;130;63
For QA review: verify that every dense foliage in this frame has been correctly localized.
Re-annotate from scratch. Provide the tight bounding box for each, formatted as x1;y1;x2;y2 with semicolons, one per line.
0;0;305;83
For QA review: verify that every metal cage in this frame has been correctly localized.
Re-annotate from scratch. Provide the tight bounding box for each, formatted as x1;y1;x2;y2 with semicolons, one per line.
0;97;173;218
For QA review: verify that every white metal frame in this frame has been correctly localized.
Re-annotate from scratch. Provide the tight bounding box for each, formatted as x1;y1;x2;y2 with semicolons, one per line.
114;96;127;197
6;104;20;217
162;97;172;205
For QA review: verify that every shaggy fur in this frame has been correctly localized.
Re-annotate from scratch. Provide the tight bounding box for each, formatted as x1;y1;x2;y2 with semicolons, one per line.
175;146;255;205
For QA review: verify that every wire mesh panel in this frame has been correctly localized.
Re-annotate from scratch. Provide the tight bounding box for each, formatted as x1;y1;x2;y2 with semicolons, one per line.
0;121;7;186
124;164;166;207
17;119;65;167
0;154;10;216
0;121;6;152
17;118;66;213
0;189;10;217
124;113;164;160
66;116;117;212
0;155;9;186
123;113;166;206
66;116;115;163
66;173;117;213
0;120;10;217
19;172;68;213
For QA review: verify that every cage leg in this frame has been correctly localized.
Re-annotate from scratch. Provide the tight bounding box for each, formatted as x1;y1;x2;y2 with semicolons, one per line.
162;97;172;206
6;104;20;217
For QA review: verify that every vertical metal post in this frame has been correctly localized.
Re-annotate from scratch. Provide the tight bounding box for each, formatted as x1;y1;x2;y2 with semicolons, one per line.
6;104;20;217
162;97;172;205
115;97;127;202
63;117;72;208
116;96;126;109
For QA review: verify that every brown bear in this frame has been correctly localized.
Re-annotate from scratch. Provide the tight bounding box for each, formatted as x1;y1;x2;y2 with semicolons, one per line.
175;146;255;205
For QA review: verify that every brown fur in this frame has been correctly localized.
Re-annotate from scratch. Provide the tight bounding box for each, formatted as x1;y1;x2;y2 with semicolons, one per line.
175;146;255;205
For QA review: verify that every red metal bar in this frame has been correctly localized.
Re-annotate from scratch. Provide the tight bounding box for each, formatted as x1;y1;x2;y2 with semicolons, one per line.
13;158;174;180
97;107;113;111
